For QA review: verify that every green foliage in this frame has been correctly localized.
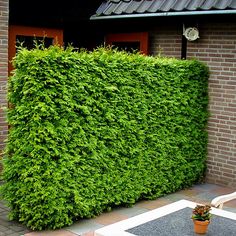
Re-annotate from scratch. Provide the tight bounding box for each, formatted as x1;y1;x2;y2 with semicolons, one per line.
1;46;209;230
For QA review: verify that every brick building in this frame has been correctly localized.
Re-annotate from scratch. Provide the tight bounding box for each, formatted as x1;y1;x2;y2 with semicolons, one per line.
0;0;235;187
0;0;102;158
0;0;8;161
92;0;236;187
150;22;236;187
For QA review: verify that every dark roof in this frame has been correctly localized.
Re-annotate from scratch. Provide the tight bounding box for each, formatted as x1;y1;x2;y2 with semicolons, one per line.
92;0;236;19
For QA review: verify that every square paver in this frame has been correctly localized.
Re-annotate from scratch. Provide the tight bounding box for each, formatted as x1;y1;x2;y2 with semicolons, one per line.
113;206;148;217
25;229;77;236
94;211;128;225
192;183;218;192
212;185;235;195
65;219;104;235
194;192;219;202
136;198;172;210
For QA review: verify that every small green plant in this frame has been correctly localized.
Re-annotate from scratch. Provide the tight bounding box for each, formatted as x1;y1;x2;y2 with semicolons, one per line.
192;204;212;221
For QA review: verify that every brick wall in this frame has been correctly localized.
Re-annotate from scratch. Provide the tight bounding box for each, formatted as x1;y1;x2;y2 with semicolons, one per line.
188;23;236;188
0;0;9;160
150;22;236;188
150;26;182;58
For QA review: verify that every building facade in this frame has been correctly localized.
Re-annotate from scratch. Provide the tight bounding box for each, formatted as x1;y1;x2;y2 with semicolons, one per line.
93;0;236;187
0;0;8;160
0;0;235;187
149;22;236;187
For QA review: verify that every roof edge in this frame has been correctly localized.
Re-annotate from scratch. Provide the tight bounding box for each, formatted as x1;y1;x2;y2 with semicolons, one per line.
90;9;236;20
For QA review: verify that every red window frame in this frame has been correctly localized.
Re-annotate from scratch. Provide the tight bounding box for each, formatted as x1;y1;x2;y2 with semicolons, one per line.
105;32;148;55
9;25;63;72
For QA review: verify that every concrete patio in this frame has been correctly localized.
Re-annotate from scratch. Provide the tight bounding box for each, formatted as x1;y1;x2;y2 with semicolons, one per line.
0;183;235;236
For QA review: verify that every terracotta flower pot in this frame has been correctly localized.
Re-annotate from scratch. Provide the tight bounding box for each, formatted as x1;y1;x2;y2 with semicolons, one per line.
193;219;210;234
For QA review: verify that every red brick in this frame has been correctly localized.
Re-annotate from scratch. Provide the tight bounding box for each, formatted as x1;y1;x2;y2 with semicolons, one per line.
187;22;236;187
0;0;8;158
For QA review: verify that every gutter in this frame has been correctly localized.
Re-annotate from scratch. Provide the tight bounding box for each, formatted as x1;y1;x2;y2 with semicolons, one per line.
90;10;236;20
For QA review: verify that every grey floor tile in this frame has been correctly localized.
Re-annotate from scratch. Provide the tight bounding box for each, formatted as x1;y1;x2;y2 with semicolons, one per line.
113;206;148;217
192;183;218;191
163;193;187;202
0;183;234;236
0;224;9;232
224;207;236;213
9;224;27;232
195;192;219;202
65;219;104;235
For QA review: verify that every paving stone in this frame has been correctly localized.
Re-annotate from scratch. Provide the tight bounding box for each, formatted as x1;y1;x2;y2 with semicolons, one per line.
0;219;15;227
136;198;172;210
0;224;9;232
0;210;30;235
0;208;6;213
192;183;218;191
94;211;128;226
212;185;236;195
225;199;236;208
0;183;235;236
65;219;104;235
164;193;187;202
3;229;15;234
81;231;95;236
6;233;25;236
9;224;28;232
113;206;148;217
185;196;211;205
0;211;9;217
25;230;77;236
5;229;29;235
224;207;236;213
0;212;9;218
195;192;219;202
6;233;22;236
176;188;200;197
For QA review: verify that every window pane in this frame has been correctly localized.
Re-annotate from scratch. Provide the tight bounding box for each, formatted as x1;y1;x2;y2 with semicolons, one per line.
112;42;140;53
16;35;53;50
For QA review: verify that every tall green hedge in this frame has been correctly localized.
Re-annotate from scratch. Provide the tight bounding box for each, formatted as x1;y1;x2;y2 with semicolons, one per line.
1;46;209;230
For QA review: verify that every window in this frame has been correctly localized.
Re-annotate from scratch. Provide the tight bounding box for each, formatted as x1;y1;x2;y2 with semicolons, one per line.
105;32;148;55
9;25;63;72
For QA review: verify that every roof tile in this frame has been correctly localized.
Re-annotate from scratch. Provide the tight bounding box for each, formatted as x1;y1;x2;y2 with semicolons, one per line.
136;0;154;13
113;1;131;14
126;1;143;14
172;0;192;11
186;0;205;11
94;0;236;17
147;0;166;13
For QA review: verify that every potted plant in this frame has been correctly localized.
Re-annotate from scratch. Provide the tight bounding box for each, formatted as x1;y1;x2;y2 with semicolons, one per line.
192;204;212;234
